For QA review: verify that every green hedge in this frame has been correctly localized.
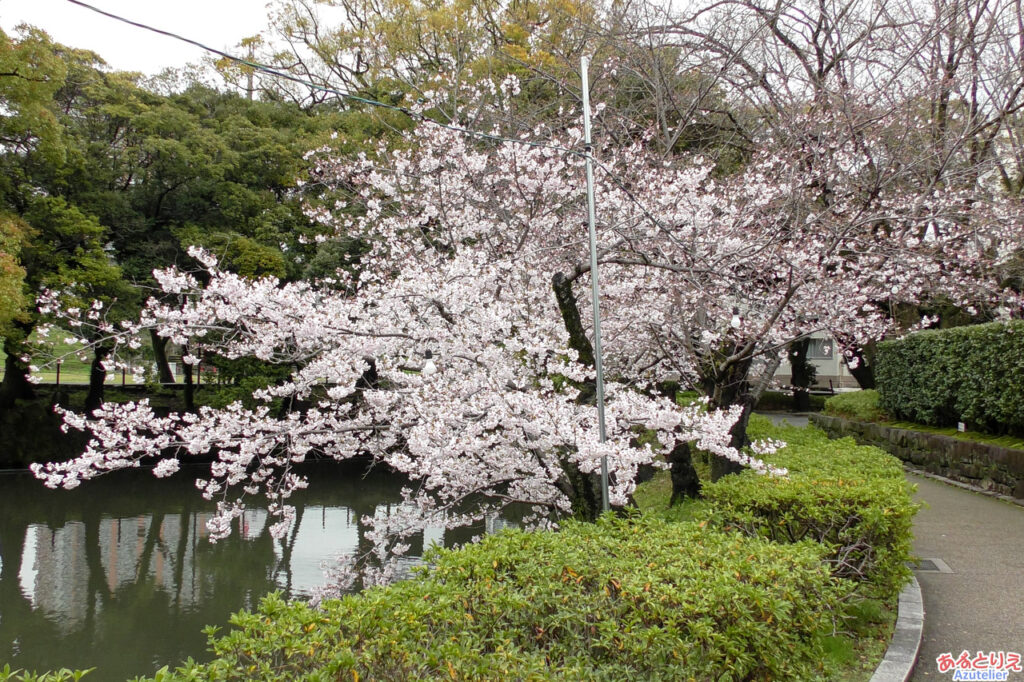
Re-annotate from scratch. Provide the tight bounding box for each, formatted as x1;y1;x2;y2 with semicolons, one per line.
145;516;847;682
701;417;917;597
127;417;914;682
875;321;1024;435
754;391;827;412
823;390;886;422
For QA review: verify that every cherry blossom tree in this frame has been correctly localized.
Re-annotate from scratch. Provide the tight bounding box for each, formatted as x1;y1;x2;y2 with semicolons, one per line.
28;0;1024;567
30;107;790;577
35;82;1019;560
607;0;1024;384
304;82;1019;486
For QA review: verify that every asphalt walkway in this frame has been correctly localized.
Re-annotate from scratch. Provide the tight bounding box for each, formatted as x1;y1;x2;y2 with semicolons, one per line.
760;412;1024;677
907;473;1024;679
761;413;1024;679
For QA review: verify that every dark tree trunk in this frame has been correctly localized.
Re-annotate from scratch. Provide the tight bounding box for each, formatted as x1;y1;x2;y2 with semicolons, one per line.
667;441;701;504
0;324;36;408
845;344;876;389
355;357;379;390
710;406;752;480
552;272;595;368
552;272;605;513
150;330;175;384
709;354;755;481
787;337;816;411
182;346;195;413
85;346;111;415
557;449;603;521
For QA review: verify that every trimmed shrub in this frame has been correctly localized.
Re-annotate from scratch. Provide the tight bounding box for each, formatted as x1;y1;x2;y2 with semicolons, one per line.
147;516;847;681
823;390;886;422
129;416;913;682
701;417;917;597
875;321;1024;435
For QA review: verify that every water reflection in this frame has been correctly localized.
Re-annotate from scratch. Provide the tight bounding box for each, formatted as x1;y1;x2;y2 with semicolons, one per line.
0;461;478;681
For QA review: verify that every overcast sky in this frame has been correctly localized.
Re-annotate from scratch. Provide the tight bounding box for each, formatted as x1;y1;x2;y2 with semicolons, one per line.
0;0;273;75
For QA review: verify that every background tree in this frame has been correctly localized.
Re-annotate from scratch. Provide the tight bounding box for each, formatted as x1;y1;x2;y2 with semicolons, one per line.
0;216;29;334
0;28;122;407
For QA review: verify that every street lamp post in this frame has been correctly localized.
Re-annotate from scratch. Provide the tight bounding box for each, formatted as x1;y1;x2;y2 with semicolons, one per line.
581;56;610;513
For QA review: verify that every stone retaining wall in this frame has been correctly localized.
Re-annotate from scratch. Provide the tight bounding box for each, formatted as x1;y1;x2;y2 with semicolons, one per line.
809;414;1024;500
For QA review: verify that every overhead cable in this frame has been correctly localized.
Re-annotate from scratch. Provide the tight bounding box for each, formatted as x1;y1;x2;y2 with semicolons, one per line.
64;0;667;230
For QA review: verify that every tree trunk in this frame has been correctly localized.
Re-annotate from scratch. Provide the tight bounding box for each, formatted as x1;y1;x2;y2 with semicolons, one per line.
0;323;36;408
150;330;175;384
787;337;816;411
551;272;605;515
845;344;876;389
557;449;603;521
85;346;110;415
552;272;595;368
182;346;195;412
709;353;755;481
355;357;379;390
667;441;701;504
710;404;752;480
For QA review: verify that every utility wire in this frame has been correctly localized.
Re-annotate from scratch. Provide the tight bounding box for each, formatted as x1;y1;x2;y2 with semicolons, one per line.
67;0;579;155
65;0;668;230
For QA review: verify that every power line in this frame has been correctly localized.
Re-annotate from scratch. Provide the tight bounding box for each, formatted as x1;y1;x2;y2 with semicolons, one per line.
66;0;581;156
64;0;668;231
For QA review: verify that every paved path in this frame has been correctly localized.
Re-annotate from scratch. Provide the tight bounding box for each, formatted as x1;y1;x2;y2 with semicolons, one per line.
758;412;810;428
762;413;1023;679
907;473;1024;679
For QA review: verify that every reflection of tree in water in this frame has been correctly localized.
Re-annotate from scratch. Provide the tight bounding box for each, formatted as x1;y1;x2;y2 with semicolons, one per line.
0;462;428;679
0;461;516;679
0;497;62;668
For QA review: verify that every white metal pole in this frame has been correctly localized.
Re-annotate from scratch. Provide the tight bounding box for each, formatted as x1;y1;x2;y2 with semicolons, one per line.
581;56;610;513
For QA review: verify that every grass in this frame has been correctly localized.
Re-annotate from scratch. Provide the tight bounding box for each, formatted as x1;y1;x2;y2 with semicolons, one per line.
0;338;158;386
756;389;829;412
1;340;103;385
828;597;898;682
678;389;828;412
882;420;1024;450
825;390;1024;450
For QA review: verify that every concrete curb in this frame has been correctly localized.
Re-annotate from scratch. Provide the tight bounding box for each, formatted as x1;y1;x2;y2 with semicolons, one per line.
871;576;924;682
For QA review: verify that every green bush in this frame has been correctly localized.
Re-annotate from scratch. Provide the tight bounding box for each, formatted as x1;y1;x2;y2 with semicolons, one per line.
0;667;92;682
126;417;913;682
823;390;886;422
701;417;916;597
875;321;1024;435
144;516;848;682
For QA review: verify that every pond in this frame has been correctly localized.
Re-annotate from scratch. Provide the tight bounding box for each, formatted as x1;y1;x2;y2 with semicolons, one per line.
0;461;497;681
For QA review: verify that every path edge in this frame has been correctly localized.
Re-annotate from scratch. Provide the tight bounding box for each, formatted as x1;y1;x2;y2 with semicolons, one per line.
870;576;924;682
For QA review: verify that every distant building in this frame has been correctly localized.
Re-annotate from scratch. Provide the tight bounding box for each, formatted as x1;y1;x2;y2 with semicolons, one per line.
774;333;860;392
